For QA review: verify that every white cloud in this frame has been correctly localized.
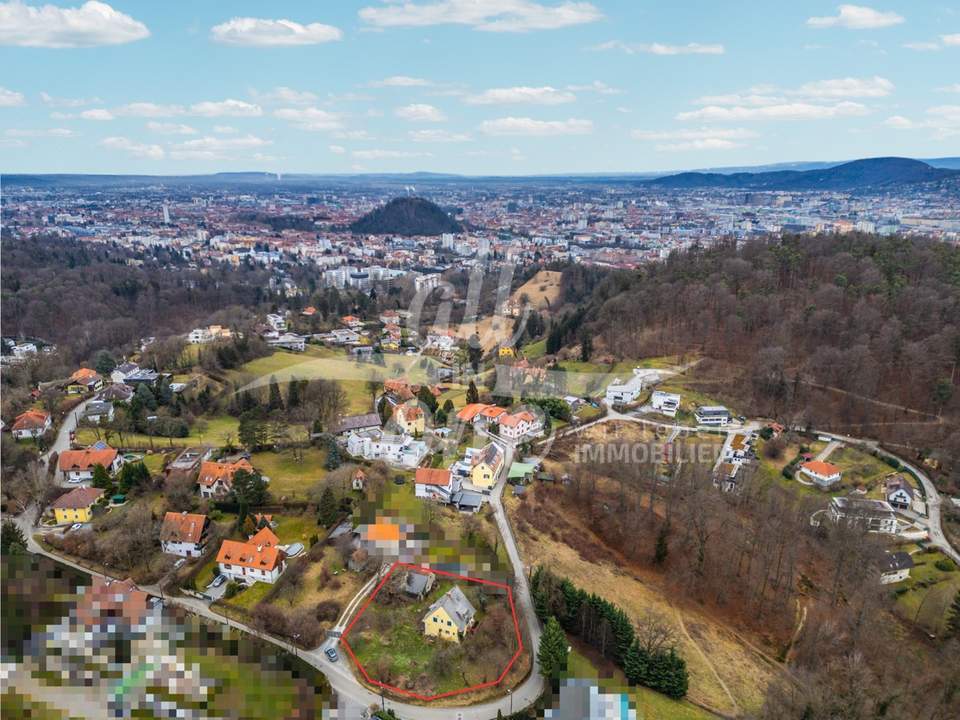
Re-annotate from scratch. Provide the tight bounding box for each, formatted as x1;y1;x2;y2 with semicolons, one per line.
214;125;238;133
0;0;149;47
189;99;262;117
395;103;446;121
5;127;75;137
101;136;164;159
631;127;754;151
80;108;114;120
116;102;186;117
333;129;373;140
884;106;960;138
479;116;593;135
251;86;318;105
795;76;893;98
678;101;868;121
464;86;575;105
938;84;960;93
359;0;602;33
210;17;342;46
146;121;197;135
693;92;782;107
169;134;271;160
369;75;432;87
807;5;904;30
0;86;25;106
274;106;342;131
943;34;960;46
39;91;100;107
903;41;940;51
592;40;724;55
566;80;621;95
351;149;432;159
329;144;346;154
409;128;472;142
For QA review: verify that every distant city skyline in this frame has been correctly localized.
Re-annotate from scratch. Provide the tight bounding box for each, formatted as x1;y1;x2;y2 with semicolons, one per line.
1;0;958;175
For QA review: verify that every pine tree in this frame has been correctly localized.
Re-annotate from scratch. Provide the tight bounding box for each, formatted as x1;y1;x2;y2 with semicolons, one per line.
1;519;27;555
267;376;284;412
466;380;479;405
91;463;111;490
287;378;302;409
318;486;339;527
538;616;569;680
417;385;438;413
947;591;960;638
654;523;669;566
624;641;650;686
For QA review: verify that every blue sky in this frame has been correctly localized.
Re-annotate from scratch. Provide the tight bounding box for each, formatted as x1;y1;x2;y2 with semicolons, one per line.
1;1;958;174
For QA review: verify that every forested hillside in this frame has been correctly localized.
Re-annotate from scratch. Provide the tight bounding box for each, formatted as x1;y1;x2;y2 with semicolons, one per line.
559;234;960;477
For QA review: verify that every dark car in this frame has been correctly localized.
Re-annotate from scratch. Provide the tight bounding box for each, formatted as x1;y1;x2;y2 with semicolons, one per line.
324;647;339;662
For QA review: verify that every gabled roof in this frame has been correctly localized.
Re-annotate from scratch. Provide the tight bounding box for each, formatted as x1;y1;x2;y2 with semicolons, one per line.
70;367;101;383
475;443;503;469
801;460;841;476
216;539;284;572
425;585;476;632
332;413;382;434
58;447;118;472
160;511;208;544
197;459;253;487
11;409;50;431
52;486;104;510
456;403;489;422
248;525;280;548
415;467;452;487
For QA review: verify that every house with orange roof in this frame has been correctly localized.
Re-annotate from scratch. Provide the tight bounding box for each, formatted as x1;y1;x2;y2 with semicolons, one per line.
248;525;280;549
216;538;286;585
65;368;103;394
341;315;363;329
392;402;426;435
301;306;317;316
800;460;842;489
415;467;459;502
11;409;52;439
497;409;542;441
197;458;254;498
160;511;209;557
58;446;122;483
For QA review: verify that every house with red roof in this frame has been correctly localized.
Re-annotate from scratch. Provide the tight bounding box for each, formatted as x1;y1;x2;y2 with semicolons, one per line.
800;460;842;489
160;511;209;557
197;458;254;498
216;538;286;585
58;446;122;483
414;467;459;502
11;409;51;439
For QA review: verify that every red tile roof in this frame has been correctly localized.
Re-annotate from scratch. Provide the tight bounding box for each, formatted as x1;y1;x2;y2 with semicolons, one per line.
11;409;50;432
216;539;284;572
415;468;452;486
58;447;118;472
160;512;208;544
52;486;105;509
802;460;841;476
197;459;254;488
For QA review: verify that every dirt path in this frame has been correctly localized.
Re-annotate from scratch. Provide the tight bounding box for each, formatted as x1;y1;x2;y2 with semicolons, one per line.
671;607;741;716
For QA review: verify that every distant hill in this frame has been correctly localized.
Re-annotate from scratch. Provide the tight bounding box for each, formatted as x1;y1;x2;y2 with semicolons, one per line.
349;196;462;236
646;157;959;192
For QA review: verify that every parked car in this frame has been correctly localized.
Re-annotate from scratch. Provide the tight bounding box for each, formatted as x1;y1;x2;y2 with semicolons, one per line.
173;558;187;569
324;647;339;662
69;523;83;532
210;574;227;588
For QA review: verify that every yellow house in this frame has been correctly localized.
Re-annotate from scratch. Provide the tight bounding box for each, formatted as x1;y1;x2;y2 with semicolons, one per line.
498;346;515;358
470;443;504;489
392;402;426;435
51;487;105;525
422;585;477;643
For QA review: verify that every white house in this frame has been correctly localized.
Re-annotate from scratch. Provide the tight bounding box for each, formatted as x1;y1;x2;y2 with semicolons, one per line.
695;406;731;427
346;429;429;468
497;410;543;441
266;332;306;352
885;476;914;510
265;313;288;332
330;328;361;345
723;433;752;464
879;551;914;584
82;401;115;425
57;446;123;483
160;512;209;558
605;375;643;405
415;467;461;503
800;460;842;489
11;409;52;440
828;497;898;535
110;362;140;384
650;391;681;418
216;539;285;585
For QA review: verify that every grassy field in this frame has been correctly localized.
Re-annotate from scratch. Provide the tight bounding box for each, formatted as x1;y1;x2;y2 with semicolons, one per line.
828;446;894;493
512;269;562;311
76;414;240;451
522;338;547;360
566;644;714;720
251;448;327;500
894;550;960;634
271;513;319;544
223;580;274;611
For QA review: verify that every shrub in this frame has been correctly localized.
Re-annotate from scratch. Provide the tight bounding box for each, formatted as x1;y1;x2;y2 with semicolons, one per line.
224;581;242;599
935;559;956;573
782;466;795;480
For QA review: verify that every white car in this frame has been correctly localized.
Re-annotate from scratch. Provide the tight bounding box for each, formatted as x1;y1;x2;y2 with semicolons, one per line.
69;523;83;532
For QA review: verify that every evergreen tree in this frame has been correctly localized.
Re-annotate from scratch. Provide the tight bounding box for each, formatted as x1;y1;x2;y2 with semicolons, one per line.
287;377;303;409
538;616;569;680
580;332;593;362
95;351;116;376
267;376;284;412
1;519;27;555
466;380;480;405
442;398;454;414
624;641;650;686
417;385;439;413
654;523;669;566
318;486;339;527
91;463;112;490
134;382;158;411
157;378;173;406
947;591;960;638
231;470;268;507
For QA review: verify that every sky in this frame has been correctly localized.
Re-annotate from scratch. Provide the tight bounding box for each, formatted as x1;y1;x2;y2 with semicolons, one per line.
0;1;958;175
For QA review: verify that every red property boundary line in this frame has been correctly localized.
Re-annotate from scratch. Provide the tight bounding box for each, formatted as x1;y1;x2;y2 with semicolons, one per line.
340;561;524;702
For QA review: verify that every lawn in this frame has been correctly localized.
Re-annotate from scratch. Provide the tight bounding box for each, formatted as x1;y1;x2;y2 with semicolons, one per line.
271;513;319;544
223;580;274;611
894;550;960;634
522;338;547;360
75;414;240;451
828;446;894;493
251;447;327;500
566;644;714;720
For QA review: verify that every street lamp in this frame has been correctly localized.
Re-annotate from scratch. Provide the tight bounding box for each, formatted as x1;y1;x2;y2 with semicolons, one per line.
508;687;513;714
292;633;300;659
